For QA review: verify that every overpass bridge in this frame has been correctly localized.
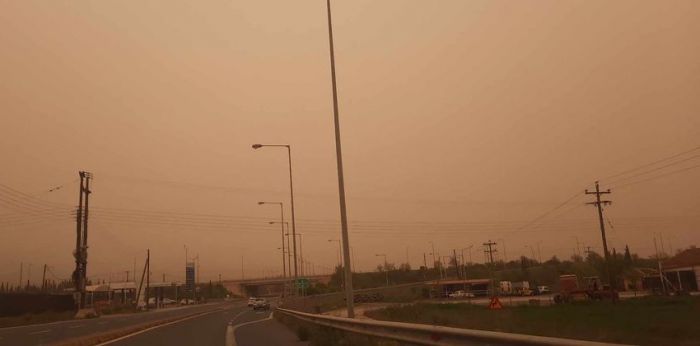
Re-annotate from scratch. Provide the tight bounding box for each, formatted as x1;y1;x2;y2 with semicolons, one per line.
222;275;332;297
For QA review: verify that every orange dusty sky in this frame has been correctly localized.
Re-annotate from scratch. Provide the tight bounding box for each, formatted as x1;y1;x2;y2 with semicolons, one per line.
1;1;699;284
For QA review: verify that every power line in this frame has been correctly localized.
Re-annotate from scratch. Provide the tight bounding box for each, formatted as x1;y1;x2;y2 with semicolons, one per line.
610;163;700;189
601;145;700;182
605;154;700;186
514;189;586;232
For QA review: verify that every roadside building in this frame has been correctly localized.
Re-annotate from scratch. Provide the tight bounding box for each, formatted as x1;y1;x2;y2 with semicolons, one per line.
662;247;700;292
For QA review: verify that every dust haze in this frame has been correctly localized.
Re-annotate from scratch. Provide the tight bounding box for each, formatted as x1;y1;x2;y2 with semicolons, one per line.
1;0;699;284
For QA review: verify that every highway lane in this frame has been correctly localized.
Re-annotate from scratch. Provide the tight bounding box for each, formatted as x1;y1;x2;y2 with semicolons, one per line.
106;301;303;346
0;301;238;346
234;317;308;346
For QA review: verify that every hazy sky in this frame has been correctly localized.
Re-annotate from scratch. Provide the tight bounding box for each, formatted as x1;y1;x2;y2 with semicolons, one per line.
1;1;699;284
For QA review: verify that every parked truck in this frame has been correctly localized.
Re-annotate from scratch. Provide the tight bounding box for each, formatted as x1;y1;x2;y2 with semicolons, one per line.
553;275;618;303
512;281;533;296
499;281;513;295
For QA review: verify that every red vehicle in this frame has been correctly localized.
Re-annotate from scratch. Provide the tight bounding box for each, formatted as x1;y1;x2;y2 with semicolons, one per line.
554;275;618;303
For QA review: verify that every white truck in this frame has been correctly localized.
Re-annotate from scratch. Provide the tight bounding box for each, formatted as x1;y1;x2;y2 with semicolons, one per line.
512;281;533;296
499;281;513;295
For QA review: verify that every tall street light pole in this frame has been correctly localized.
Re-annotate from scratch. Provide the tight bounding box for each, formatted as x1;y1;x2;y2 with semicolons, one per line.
252;144;299;280
324;0;354;318
376;254;388;287
259;201;287;295
294;233;304;277
269;221;290;282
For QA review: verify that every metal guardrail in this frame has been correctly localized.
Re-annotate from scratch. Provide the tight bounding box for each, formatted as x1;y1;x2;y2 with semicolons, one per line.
275;307;630;346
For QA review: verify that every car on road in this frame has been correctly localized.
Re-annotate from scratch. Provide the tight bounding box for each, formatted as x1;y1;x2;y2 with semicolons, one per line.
180;298;195;305
252;298;270;310
448;290;475;298
537;285;551;295
247;297;257;307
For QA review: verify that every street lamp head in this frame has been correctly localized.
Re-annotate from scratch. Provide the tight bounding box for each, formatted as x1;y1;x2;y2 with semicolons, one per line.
269;221;275;224
257;201;265;205
252;144;263;149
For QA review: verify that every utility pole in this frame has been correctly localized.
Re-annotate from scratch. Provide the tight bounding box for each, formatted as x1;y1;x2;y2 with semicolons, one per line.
145;249;150;311
654;235;666;294
42;264;47;291
136;251;148;308
73;172;84;305
18;262;23;289
453;249;458;278
483;240;497;265
423;253;427;269
574;237;581;257
586;181;614;288
73;171;91;308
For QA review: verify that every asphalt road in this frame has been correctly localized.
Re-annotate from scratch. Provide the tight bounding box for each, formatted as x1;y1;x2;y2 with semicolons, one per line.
0;302;296;345
105;300;305;346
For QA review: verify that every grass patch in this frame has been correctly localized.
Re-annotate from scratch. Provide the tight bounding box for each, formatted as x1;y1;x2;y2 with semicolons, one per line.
0;310;75;328
365;296;700;345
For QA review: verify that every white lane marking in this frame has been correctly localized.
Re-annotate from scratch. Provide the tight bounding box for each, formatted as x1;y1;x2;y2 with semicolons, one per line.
228;312;274;346
0;301;244;332
224;309;251;346
229;310;249;324
95;308;225;346
27;330;51;335
225;323;235;346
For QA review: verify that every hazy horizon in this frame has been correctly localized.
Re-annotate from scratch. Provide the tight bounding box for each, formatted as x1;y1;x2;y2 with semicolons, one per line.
1;0;699;285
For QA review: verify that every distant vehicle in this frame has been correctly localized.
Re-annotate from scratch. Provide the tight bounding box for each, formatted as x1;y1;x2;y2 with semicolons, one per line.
162;298;176;305
537;286;551;294
512;281;533;296
499;281;513;295
553;275;618;304
180;298;195;305
247;297;257;307
448;290;475;298
252;298;270;310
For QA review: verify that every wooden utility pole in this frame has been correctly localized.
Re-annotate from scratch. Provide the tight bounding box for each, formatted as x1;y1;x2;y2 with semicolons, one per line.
73;171;91;308
146;249;150;310
42;264;47;292
73;173;84;303
453;249;459;278
483;240;497;265
586;181;614;288
18;262;23;289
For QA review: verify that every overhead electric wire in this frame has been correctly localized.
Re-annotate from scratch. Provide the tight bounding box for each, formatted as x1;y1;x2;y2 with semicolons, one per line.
610;163;700;190
605;154;700;186
601;144;700;182
513;189;586;232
